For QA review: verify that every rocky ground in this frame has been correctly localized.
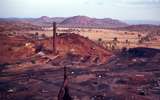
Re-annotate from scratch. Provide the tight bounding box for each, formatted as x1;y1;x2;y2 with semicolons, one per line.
0;33;160;100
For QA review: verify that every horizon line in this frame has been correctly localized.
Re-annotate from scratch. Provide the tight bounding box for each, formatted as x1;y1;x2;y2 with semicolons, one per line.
0;15;160;22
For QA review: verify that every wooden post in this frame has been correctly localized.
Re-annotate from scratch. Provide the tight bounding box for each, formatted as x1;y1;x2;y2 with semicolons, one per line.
58;66;72;100
53;22;56;54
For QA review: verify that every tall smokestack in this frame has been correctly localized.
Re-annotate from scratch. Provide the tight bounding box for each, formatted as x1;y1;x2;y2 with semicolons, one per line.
53;22;56;54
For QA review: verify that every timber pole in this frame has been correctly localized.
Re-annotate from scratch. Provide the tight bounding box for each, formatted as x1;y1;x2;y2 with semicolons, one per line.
53;22;56;54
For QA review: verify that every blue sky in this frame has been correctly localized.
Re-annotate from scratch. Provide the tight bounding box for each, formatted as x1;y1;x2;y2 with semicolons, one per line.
0;0;160;21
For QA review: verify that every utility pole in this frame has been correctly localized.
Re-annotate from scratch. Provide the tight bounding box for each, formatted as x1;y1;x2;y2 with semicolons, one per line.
53;22;56;54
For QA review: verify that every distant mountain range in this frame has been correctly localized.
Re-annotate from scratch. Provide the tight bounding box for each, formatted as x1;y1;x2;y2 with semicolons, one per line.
0;16;128;28
0;16;160;31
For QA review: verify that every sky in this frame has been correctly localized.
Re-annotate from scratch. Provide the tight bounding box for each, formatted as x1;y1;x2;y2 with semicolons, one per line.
0;0;160;21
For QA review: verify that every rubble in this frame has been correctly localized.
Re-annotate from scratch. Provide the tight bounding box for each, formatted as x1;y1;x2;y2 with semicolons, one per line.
0;32;160;100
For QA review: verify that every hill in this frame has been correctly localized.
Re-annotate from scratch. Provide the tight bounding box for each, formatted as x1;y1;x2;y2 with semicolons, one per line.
31;16;66;27
0;20;43;31
0;33;111;64
60;16;128;28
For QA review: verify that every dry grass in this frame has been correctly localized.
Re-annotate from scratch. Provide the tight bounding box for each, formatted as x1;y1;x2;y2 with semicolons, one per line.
27;27;160;49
